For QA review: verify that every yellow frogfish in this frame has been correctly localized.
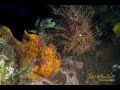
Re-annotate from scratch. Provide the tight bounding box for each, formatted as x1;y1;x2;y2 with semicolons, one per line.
0;26;61;79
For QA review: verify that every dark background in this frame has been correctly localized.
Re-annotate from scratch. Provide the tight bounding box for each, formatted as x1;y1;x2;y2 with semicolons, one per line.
0;4;51;40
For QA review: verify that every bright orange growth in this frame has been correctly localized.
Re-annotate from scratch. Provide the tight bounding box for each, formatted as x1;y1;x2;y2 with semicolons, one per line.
28;44;61;79
0;26;61;79
15;31;42;67
16;31;61;78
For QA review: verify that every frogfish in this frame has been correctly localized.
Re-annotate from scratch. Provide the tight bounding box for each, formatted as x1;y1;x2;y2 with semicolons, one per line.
0;26;61;79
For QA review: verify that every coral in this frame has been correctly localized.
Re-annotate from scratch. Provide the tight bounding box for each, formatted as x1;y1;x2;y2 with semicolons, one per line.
28;44;61;79
31;18;57;45
35;17;56;34
27;57;81;85
15;30;42;67
17;31;61;78
28;68;79;85
60;68;79;85
113;23;120;37
93;5;120;43
0;25;61;80
0;38;18;85
51;5;95;55
0;26;13;42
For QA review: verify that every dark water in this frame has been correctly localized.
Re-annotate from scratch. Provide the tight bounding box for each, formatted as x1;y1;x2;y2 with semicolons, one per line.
0;4;50;41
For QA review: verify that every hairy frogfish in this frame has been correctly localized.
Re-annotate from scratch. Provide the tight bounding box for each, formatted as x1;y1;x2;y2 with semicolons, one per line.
0;26;61;79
